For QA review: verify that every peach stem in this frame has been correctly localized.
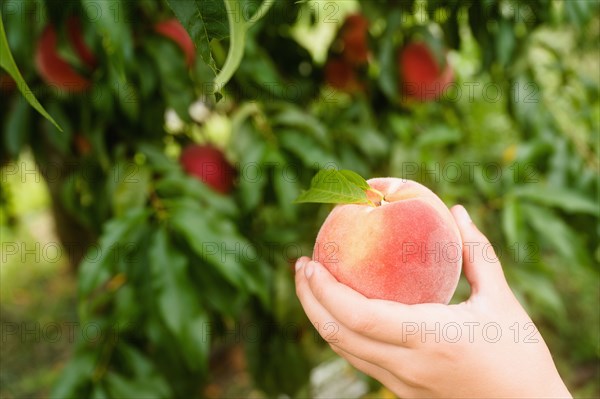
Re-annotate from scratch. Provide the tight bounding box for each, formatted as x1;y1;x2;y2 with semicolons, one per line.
366;187;385;207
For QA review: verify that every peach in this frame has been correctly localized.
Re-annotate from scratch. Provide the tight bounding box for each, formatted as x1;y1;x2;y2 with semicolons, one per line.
35;24;92;92
179;145;235;194
399;42;454;101
313;178;462;304
66;17;97;70
340;13;370;66
324;58;363;93
154;19;195;67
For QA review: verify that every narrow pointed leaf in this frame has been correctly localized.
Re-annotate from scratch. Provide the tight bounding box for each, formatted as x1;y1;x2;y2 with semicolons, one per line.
0;12;62;131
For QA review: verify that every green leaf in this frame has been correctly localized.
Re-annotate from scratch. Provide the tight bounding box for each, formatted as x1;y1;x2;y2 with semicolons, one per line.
155;172;238;217
166;0;275;93
473;164;500;199
79;209;148;296
3;97;31;156
237;140;267;212
113;284;139;326
377;10;402;103
114;345;173;388
338;170;370;191
416;125;462;147
279;130;336;167
564;0;592;26
273;164;300;220
105;371;169;399
149;230;210;372
169;200;246;288
107;63;139;121
149;228;195;339
246;322;312;396
294;169;371;205
145;37;194;119
91;385;109;399
137;143;179;174
82;0;133;79
49;351;97;399
513;185;599;216
168;198;270;306
166;0;228;69
0;11;61;131
235;35;314;101
347;126;389;159
180;313;211;371
187;259;246;316
44;101;73;154
120;337;166;380
496;19;515;67
271;107;329;146
522;204;591;267
512;268;566;317
110;163;151;217
502;195;525;245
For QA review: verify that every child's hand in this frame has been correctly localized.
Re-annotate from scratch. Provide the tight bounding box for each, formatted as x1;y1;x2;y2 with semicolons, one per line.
295;205;571;398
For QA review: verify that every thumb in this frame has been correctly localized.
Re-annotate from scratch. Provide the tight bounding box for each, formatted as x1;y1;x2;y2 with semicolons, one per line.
450;205;510;299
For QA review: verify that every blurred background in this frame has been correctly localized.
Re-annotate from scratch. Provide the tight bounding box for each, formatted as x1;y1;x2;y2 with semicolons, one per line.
1;0;598;398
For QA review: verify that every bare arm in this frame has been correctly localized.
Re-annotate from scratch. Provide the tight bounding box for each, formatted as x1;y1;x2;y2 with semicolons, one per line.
295;205;571;398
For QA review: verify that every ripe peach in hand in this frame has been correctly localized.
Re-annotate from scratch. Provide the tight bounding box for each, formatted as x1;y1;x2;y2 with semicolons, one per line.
313;178;462;304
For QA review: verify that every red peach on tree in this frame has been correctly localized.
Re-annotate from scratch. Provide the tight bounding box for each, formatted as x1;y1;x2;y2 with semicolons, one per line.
154;19;196;67
66;17;97;70
340;13;370;66
35;21;95;92
324;58;363;93
399;42;454;101
179;145;235;194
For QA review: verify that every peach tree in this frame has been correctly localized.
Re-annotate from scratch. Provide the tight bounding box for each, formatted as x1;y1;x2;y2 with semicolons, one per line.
1;0;598;396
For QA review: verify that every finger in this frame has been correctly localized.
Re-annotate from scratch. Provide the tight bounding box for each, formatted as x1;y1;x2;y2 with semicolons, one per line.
296;260;406;363
299;259;450;347
450;205;510;299
294;256;311;272
332;346;411;398
335;345;431;397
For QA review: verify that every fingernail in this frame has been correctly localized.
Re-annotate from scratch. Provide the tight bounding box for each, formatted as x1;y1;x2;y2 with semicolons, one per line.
295;258;307;271
305;261;315;278
455;205;472;224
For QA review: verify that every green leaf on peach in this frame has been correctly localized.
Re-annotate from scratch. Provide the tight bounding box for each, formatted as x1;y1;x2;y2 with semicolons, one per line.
294;169;370;205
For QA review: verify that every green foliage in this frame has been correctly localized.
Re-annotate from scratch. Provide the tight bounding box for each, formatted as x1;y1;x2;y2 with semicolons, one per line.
166;0;228;70
0;9;61;130
1;0;598;397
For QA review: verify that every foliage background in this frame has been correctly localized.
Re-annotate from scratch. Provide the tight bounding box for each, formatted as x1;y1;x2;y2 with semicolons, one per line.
1;0;598;398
